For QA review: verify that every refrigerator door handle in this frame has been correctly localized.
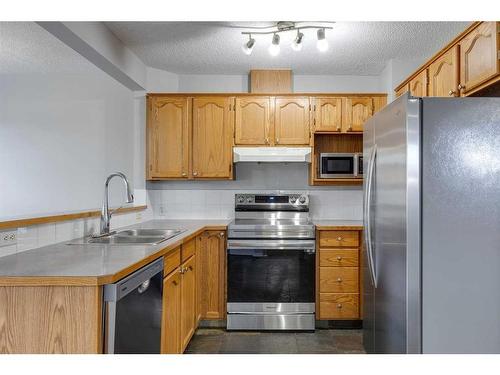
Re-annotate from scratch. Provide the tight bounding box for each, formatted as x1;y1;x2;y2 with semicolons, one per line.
364;145;377;287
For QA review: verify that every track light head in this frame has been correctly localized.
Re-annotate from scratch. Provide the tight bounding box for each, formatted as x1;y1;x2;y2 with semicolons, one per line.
242;35;255;55
268;33;280;56
291;31;304;51
316;28;328;52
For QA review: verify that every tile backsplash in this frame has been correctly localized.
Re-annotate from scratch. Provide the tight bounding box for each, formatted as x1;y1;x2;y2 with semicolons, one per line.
148;189;363;221
0;206;154;258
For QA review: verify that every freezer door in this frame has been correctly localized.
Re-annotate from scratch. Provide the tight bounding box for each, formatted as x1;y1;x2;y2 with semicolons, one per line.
366;94;421;354
421;98;500;353
362;101;376;354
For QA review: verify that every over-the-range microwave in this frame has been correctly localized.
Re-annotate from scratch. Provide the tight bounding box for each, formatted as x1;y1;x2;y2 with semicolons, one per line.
319;153;363;179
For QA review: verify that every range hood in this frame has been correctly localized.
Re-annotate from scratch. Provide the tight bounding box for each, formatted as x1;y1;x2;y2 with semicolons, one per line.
233;147;312;163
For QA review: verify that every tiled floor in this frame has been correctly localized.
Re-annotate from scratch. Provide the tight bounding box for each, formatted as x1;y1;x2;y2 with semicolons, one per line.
185;328;365;354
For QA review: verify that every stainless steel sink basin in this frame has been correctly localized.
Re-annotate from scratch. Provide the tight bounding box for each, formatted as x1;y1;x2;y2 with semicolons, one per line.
87;236;171;245
67;228;186;246
116;229;183;237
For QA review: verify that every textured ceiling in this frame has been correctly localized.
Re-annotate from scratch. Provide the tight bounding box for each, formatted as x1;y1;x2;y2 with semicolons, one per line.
105;21;471;75
0;22;93;74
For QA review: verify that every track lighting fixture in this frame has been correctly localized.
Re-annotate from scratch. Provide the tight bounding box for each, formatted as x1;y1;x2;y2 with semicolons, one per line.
239;22;333;55
268;33;280;56
242;34;255;55
316;28;329;52
291;31;304;51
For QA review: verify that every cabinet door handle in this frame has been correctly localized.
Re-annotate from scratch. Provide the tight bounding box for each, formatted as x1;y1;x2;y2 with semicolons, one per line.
179;267;185;274
219;232;225;238
337;237;343;241
193;172;198;176
188;265;193;271
336;126;341;132
182;172;187;177
172;280;178;286
336;278;343;283
265;137;270;145
337;304;343;309
336;256;342;261
458;84;465;91
448;90;456;96
276;138;280;144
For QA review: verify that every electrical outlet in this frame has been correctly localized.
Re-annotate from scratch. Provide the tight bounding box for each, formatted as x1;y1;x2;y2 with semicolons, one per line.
0;230;17;247
159;204;167;217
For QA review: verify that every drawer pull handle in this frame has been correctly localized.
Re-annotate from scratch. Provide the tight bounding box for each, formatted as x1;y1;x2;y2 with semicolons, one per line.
337;304;343;309
337;237;343;241
336;278;343;283
336;256;342;261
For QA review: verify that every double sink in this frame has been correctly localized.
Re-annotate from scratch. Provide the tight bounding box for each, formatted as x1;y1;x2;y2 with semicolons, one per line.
68;229;186;246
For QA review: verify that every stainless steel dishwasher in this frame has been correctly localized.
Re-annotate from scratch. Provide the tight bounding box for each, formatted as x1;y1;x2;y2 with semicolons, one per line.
104;257;164;354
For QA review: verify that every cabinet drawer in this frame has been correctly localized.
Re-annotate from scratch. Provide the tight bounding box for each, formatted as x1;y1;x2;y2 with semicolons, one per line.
164;247;181;276
319;293;359;319
319;230;359;248
320;249;359;267
181;238;196;262
319;267;358;293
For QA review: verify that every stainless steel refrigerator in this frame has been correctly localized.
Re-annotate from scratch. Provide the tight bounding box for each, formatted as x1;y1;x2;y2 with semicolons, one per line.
363;93;500;354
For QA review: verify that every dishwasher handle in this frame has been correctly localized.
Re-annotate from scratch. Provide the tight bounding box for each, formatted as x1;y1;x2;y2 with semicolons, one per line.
104;257;164;302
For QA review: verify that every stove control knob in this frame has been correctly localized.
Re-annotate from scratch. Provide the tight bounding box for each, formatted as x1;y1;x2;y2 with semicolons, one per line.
237;196;245;203
247;197;253;203
290;197;297;204
299;196;307;204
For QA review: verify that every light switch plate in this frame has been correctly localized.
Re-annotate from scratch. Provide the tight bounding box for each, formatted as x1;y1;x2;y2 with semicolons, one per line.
0;230;17;247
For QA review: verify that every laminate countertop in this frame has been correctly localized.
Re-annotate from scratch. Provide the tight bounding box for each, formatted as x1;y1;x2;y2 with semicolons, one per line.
0;219;362;286
313;220;363;230
0;219;229;286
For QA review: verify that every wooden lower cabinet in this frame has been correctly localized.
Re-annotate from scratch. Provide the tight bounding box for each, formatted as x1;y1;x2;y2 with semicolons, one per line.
161;269;182;354
180;255;196;352
0;285;102;354
161;249;197;354
161;230;226;354
197;231;226;320
319;293;359;319
317;229;362;320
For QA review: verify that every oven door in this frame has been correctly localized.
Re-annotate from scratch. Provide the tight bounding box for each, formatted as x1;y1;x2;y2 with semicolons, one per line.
320;154;357;178
227;239;315;308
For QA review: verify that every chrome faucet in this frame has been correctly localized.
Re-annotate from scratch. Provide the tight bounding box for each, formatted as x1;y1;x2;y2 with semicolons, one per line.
99;172;134;235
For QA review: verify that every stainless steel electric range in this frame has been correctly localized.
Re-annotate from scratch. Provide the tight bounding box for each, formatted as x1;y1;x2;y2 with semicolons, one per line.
226;193;316;331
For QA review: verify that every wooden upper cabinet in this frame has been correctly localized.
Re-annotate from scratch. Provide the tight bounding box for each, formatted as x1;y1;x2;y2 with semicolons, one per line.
192;97;234;179
274;97;311;145
395;85;409;98
343;97;373;133
313;97;343;132
148;97;189;179
234;97;271;145
429;46;460;97
459;22;500;95
409;70;428;97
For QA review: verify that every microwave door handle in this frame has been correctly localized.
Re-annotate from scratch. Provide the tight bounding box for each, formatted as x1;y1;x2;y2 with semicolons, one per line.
354;154;359;177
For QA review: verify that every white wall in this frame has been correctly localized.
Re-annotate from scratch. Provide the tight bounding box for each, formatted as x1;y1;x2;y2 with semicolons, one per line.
178;74;248;92
175;73;383;93
378;58;428;103
0;70;139;219
147;67;179;92
147;163;363;220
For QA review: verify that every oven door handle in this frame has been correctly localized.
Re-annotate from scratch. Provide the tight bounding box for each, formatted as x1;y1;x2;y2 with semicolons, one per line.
227;239;316;251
